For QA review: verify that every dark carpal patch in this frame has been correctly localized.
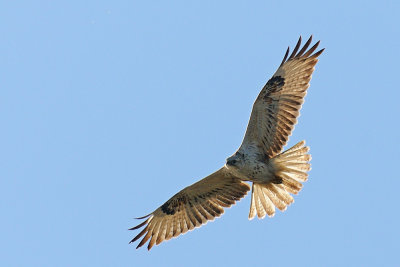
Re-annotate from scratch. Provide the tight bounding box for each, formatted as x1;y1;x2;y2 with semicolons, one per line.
161;193;188;215
263;76;285;99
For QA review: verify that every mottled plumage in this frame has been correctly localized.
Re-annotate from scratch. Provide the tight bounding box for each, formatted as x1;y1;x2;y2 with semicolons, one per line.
130;36;324;250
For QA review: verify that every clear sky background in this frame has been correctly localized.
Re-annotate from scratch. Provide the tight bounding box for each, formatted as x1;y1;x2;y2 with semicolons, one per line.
1;1;399;267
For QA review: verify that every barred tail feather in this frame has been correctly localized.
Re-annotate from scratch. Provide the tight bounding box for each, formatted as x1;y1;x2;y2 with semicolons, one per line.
249;140;311;220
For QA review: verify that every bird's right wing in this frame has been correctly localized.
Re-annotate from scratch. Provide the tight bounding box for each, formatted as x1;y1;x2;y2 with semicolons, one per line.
129;167;250;250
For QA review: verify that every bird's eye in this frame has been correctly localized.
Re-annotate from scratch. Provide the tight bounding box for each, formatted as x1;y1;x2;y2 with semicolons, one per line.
227;159;237;165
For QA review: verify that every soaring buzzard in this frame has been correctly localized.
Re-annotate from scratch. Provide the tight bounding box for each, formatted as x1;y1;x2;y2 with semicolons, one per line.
130;36;324;250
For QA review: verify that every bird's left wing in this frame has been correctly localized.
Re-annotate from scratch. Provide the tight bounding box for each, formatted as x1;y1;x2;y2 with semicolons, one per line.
241;36;324;157
129;167;250;250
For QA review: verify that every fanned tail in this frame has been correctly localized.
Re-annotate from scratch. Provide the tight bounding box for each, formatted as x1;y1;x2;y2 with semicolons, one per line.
249;140;311;220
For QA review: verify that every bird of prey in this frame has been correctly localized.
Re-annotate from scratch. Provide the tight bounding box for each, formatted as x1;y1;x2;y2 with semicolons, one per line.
130;36;324;250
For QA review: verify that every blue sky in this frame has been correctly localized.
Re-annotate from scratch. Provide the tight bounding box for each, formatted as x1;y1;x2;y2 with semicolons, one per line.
1;1;399;266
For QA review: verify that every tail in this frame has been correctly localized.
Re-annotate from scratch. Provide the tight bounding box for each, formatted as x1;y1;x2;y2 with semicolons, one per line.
249;140;311;220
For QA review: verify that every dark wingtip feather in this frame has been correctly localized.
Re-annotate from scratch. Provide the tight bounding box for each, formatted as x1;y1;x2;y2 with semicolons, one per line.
280;47;290;67
303;40;320;57
280;35;323;66
130;225;149;243
128;219;148;230
136;232;151;249
135;213;152;220
311;48;325;58
288;36;302;60
296;35;313;57
147;239;155;250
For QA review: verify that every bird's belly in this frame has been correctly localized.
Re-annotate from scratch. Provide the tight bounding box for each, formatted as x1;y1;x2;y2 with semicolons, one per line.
240;161;276;183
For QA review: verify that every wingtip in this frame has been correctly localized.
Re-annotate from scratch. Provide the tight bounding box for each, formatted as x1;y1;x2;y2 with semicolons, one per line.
280;46;290;67
288;36;303;60
129;218;150;230
302;40;321;57
147;242;155;251
312;48;325;58
281;35;323;65
135;213;152;220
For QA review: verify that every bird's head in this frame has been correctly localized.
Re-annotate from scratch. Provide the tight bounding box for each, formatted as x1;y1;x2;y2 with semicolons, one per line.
225;152;245;169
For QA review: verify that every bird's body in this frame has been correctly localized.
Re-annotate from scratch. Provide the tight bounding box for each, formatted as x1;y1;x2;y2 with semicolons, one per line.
227;143;276;183
130;36;324;250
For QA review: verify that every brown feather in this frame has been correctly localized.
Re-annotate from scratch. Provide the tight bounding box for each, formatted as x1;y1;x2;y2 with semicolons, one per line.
296;35;313;57
288;36;302;60
303;41;320;57
280;47;290;67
